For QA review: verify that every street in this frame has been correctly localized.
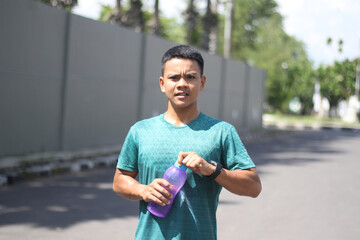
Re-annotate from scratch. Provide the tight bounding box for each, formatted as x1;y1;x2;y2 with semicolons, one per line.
1;129;359;240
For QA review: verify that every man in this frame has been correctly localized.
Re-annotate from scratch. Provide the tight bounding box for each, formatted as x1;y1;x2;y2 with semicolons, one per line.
113;45;261;239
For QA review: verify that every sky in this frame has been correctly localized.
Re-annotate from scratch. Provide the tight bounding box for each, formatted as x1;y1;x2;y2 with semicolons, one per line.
72;0;360;67
276;0;360;66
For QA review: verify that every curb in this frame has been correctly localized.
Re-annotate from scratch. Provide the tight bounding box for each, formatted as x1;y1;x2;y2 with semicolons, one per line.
0;146;121;186
1;130;277;186
3;123;356;187
0;128;292;186
263;122;360;132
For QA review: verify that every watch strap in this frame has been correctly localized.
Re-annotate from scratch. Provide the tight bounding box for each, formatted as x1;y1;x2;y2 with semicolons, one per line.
207;160;222;180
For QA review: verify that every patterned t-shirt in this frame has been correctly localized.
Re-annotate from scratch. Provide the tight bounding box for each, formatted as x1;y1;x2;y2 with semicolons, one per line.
117;112;255;240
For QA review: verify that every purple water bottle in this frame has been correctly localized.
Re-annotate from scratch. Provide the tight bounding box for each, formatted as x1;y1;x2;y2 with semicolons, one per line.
147;161;187;218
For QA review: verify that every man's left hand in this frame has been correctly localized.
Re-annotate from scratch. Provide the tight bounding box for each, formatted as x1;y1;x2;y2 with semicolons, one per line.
177;152;215;176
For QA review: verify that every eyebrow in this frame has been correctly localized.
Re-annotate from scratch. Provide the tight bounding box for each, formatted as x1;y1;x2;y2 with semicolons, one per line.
166;72;198;77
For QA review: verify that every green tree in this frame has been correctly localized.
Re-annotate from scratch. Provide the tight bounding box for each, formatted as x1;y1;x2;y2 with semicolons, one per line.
327;37;344;54
201;0;219;53
231;0;278;60
243;12;313;112
317;59;358;110
37;0;77;10
287;59;315;114
99;4;117;23
159;17;186;44
333;59;357;100
317;64;343;110
122;0;144;32
183;0;200;46
99;0;314;113
99;0;123;24
147;0;162;35
99;1;182;41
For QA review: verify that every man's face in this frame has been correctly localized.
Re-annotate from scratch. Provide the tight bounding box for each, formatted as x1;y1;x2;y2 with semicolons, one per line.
160;58;206;110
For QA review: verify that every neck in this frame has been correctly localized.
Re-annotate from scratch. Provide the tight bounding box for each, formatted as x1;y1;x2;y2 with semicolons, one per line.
164;103;200;126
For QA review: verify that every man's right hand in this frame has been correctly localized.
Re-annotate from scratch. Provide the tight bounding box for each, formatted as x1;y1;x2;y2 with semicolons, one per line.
140;178;173;206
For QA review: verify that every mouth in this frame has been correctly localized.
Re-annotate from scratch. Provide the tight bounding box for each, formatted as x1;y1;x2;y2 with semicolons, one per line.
175;92;189;97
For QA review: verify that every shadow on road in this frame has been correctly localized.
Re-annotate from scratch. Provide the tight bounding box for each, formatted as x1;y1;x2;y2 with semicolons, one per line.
244;129;358;168
0;168;138;229
1;129;359;230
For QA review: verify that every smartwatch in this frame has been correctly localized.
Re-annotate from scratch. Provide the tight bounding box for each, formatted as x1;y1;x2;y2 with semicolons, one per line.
207;161;223;180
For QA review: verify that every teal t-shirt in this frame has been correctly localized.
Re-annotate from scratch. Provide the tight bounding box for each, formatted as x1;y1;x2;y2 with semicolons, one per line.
117;113;255;240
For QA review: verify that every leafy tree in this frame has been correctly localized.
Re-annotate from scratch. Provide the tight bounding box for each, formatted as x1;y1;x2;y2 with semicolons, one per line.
201;0;218;53
183;0;200;46
333;59;357;99
231;0;278;60
99;4;117;23
37;0;77;10
317;64;343;110
159;17;186;44
147;0;162;35
287;59;315;114
96;0;315;114
99;0;123;24
243;11;313;113
327;37;344;54
99;1;181;40
121;0;144;32
99;0;147;33
317;59;358;110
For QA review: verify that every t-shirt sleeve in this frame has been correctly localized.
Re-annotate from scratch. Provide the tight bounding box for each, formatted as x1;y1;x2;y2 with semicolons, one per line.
116;126;139;172
223;125;256;170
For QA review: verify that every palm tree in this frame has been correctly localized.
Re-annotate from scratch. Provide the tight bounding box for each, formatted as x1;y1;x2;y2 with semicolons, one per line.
201;0;218;54
112;0;123;24
148;0;162;35
122;0;144;32
184;0;199;45
38;0;77;10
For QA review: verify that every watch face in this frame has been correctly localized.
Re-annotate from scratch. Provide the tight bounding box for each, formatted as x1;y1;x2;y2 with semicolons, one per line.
210;160;222;169
210;160;217;166
207;161;222;180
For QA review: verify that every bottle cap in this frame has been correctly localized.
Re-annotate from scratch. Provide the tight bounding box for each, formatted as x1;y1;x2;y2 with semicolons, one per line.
176;161;187;171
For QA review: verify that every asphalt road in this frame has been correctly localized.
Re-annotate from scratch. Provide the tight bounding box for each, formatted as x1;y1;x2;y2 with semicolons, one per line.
1;129;359;240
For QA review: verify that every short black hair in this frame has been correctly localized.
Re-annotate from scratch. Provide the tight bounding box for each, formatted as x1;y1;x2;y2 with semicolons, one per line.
161;45;204;76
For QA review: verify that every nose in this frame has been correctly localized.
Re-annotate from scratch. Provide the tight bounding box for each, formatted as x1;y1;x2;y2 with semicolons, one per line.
177;77;188;87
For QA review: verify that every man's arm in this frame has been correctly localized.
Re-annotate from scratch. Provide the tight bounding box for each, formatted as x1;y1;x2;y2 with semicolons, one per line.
178;152;261;198
113;168;173;206
214;167;261;198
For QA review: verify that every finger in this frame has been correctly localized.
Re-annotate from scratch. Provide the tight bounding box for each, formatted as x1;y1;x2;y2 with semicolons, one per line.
151;179;172;197
155;178;171;187
185;154;200;168
150;188;171;206
154;183;173;199
177;152;189;166
183;155;194;167
182;152;195;164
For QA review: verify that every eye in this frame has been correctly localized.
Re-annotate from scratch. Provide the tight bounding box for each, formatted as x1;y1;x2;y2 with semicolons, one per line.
168;75;179;80
186;74;196;80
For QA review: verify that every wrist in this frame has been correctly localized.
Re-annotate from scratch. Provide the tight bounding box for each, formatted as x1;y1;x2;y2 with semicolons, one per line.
205;163;216;176
137;184;148;201
206;161;223;180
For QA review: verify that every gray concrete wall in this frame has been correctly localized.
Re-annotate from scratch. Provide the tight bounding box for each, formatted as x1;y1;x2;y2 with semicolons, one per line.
62;15;142;151
246;66;266;130
198;52;223;119
141;34;175;119
222;60;248;129
0;1;66;155
0;0;266;156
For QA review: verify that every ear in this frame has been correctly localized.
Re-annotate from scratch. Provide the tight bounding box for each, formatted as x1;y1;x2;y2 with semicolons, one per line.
200;75;206;91
159;77;165;92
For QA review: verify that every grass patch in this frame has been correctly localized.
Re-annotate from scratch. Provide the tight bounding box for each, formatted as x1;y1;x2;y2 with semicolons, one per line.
263;113;360;128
